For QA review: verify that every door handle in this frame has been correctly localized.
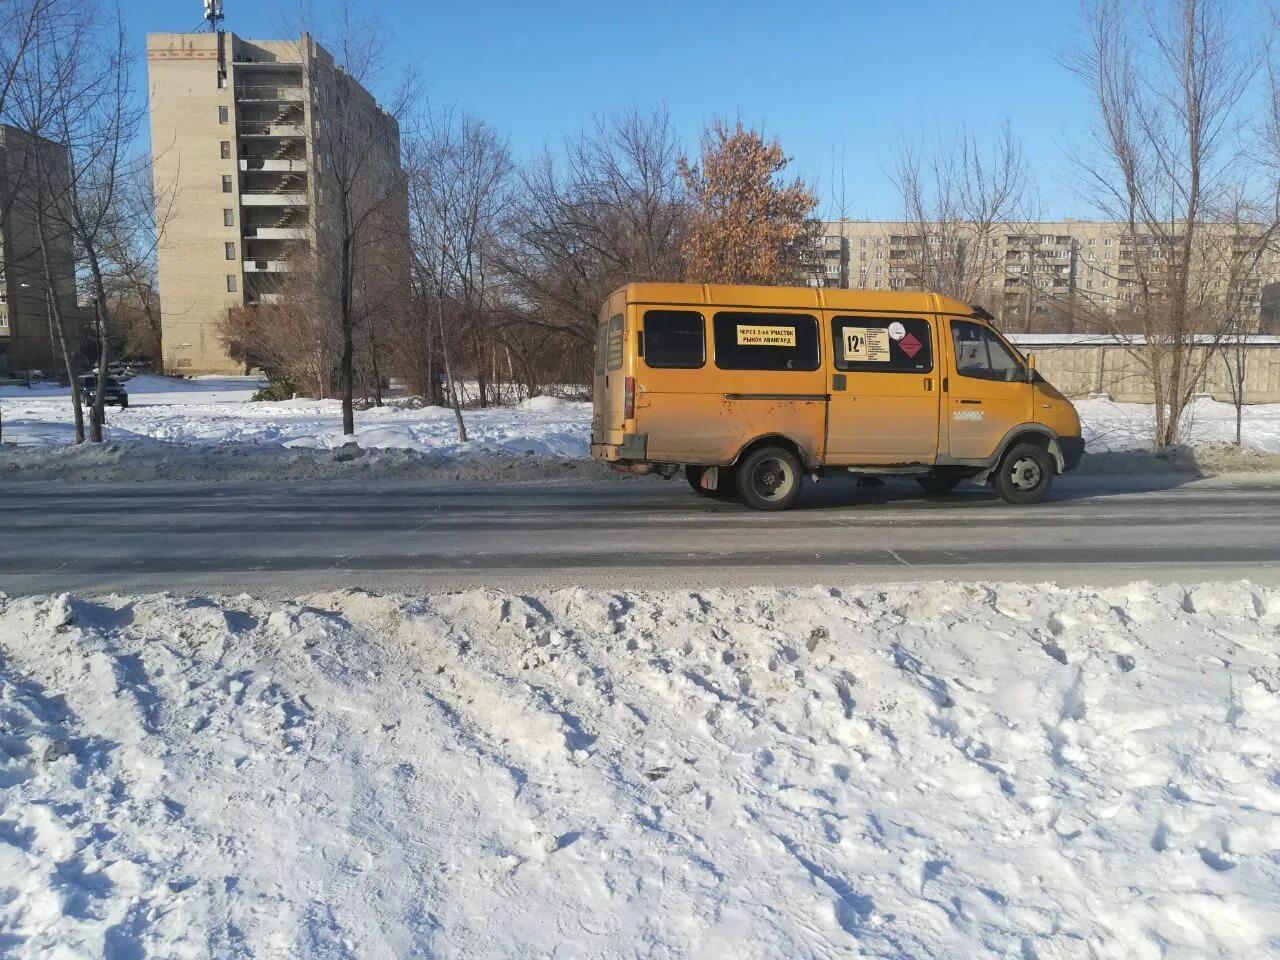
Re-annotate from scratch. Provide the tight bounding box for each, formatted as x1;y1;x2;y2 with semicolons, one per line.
959;399;982;405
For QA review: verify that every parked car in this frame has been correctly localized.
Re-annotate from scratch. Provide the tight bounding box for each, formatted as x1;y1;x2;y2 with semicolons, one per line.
590;282;1083;510
80;374;130;408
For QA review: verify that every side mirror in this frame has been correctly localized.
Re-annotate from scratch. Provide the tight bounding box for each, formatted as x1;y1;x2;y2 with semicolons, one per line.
1026;352;1037;383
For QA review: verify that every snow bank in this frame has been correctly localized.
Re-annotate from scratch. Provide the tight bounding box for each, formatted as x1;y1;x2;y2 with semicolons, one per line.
3;581;1279;958
5;376;1280;479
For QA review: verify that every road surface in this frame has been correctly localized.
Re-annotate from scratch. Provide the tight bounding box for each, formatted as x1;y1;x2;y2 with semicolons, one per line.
2;472;1278;596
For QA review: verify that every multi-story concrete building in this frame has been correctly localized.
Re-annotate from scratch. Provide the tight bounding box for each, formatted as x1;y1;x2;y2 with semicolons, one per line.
147;30;404;374
0;124;80;377
810;219;1279;333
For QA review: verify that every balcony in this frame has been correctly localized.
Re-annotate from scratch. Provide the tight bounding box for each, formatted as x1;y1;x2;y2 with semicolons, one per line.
242;226;308;240
243;259;296;273
236;85;304;103
241;191;307;206
238;122;305;138
240;158;307;172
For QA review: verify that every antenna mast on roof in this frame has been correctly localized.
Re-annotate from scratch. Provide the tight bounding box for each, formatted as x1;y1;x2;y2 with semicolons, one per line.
203;1;228;87
203;0;225;30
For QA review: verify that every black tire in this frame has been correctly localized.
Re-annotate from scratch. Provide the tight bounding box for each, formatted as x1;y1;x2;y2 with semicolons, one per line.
916;473;963;496
686;465;736;500
119;398;129;409
735;446;803;511
992;442;1055;505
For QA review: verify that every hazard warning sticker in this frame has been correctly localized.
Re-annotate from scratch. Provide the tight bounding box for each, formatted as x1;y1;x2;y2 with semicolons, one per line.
898;332;924;359
842;326;890;362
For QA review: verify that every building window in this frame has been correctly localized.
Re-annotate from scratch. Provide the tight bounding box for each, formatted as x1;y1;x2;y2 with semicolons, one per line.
642;310;705;369
222;175;233;193
225;241;236;260
220;140;231;159
223;208;234;226
217;74;228;89
218;105;229;123
226;275;238;293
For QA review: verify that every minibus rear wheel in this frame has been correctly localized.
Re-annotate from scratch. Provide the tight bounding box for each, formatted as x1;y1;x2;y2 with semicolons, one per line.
686;466;736;500
736;446;802;511
993;443;1054;505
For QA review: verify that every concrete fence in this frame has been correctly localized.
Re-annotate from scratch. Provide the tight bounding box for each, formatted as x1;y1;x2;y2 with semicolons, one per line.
1008;335;1280;403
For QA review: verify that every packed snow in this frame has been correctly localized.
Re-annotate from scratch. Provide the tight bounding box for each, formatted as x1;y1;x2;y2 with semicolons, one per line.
2;581;1279;958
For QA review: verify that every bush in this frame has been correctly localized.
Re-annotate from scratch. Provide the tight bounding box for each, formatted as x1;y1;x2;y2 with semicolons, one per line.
252;375;299;402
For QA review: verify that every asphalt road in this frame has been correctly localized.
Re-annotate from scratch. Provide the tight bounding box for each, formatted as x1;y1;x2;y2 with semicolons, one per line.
2;471;1278;596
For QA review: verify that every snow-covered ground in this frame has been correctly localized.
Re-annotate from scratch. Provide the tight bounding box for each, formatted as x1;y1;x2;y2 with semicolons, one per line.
2;581;1279;957
4;375;1280;455
0;377;588;457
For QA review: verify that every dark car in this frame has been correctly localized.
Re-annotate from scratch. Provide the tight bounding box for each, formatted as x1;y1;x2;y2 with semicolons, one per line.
80;374;129;408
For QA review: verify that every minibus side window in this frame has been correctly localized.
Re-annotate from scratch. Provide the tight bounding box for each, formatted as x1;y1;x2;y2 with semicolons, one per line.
643;310;705;368
951;320;1024;382
712;312;819;371
606;314;625;371
831;317;933;372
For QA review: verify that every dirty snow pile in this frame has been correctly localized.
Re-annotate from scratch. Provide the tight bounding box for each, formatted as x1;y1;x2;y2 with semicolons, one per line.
3;581;1280;958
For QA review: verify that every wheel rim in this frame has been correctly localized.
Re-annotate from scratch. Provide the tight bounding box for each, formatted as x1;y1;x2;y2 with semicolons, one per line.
1009;456;1043;492
750;457;796;501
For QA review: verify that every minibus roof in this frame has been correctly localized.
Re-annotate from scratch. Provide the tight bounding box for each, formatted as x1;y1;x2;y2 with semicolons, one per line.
616;282;980;318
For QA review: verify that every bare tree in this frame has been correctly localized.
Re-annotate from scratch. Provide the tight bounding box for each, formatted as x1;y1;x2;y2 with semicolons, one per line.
500;106;687;351
400;108;512;437
1067;0;1279;448
298;6;413;439
221;262;341;398
892;123;1029;315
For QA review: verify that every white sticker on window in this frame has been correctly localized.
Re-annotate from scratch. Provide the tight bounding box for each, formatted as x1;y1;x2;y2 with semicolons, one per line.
842;327;891;362
888;321;906;341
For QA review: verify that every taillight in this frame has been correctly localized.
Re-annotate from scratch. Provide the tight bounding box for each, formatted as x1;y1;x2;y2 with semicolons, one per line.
624;376;635;421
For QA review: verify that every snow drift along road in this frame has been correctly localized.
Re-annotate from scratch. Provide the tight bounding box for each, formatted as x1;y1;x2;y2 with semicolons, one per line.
2;582;1279;958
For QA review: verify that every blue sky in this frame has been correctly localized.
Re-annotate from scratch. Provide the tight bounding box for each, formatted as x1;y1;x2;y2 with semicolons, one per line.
129;0;1112;217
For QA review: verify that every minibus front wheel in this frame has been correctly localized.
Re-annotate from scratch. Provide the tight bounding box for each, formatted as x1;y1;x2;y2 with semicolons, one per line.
993;442;1055;505
736;446;802;511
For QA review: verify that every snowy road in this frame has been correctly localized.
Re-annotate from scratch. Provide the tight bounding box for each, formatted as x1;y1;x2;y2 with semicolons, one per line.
2;474;1278;594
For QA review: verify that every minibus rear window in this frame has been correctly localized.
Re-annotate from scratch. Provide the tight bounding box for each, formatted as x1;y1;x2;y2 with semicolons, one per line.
831;316;933;373
594;321;608;376
713;312;820;371
606;314;625;371
643;310;705;368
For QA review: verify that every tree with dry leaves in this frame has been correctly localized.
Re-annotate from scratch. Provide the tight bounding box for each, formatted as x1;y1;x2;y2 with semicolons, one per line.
679;121;818;285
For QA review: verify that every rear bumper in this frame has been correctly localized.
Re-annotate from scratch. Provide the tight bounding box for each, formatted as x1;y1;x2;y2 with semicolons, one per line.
1058;435;1085;472
591;433;646;462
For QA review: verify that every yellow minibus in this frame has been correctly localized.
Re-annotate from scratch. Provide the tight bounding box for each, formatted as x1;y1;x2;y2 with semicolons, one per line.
590;282;1083;510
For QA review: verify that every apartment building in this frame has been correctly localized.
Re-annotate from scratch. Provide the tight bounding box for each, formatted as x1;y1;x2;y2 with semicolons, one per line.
0;124;80;377
147;31;404;374
810;220;1279;333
